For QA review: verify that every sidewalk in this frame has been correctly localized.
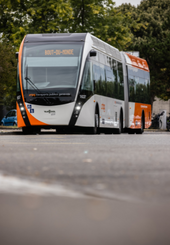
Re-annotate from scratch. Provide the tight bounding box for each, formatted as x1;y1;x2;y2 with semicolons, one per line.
0;126;19;130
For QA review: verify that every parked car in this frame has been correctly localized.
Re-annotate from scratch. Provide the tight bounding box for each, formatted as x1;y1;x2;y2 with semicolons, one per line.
0;109;17;126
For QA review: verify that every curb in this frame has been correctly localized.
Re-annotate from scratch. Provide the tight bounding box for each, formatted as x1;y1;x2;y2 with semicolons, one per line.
0;126;20;130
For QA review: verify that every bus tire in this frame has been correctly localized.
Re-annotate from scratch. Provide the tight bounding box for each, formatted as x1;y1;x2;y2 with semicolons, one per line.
94;112;99;134
22;127;40;134
88;110;99;134
22;127;31;134
128;129;135;134
114;110;123;134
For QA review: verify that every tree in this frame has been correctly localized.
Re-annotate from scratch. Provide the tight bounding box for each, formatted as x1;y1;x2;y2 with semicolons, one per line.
118;0;170;101
1;0;133;51
0;0;73;50
68;0;133;50
0;43;17;110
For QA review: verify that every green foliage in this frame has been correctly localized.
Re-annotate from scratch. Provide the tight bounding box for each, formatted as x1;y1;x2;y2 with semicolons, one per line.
0;0;73;50
0;0;132;51
68;0;132;50
118;0;170;101
0;43;17;110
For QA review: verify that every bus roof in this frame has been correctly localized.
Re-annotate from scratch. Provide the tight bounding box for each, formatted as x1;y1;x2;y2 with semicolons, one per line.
24;33;87;43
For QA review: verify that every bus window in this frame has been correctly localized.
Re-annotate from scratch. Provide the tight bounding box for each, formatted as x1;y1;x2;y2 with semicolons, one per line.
129;75;136;102
106;67;114;98
93;63;106;96
81;61;93;92
136;77;144;103
107;56;112;67
146;79;150;104
117;62;124;100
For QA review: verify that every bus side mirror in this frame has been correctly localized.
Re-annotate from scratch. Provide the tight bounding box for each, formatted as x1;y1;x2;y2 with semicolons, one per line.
16;52;19;59
90;50;97;57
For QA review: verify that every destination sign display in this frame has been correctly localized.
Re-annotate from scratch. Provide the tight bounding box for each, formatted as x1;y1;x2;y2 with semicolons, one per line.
45;49;74;55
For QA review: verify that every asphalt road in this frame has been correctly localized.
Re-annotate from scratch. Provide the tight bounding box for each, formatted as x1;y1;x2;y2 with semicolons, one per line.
0;130;170;245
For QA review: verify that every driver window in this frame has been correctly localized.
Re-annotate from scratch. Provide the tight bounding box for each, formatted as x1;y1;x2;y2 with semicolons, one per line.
81;61;93;91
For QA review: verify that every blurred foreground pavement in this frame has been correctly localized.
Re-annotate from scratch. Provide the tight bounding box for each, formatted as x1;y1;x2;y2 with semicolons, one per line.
1;193;170;245
0;130;170;245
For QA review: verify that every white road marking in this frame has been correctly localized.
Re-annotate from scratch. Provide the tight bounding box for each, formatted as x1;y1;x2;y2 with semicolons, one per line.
0;172;144;203
0;172;83;198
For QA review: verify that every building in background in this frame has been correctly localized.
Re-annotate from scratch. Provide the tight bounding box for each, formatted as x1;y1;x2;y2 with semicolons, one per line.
152;97;170;116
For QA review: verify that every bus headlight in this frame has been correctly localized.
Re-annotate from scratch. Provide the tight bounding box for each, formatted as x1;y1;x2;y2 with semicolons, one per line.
19;103;26;118
74;103;81;116
75;105;81;110
20;107;24;111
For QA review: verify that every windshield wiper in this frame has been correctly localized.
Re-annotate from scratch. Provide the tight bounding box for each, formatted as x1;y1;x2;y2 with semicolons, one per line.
25;65;51;104
25;76;43;94
25;76;51;104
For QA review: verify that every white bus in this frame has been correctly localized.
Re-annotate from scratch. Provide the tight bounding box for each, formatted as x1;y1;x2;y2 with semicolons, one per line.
16;33;151;134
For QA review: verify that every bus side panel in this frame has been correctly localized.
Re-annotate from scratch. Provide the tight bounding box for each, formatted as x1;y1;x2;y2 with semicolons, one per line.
95;95;115;128
75;96;95;127
129;102;135;128
76;95;124;129
129;102;151;129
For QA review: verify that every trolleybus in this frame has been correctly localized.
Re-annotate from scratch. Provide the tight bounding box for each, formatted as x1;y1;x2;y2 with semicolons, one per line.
16;33;151;134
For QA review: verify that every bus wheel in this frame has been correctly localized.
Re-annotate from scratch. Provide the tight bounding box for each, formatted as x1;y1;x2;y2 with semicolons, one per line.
22;127;31;134
93;112;99;134
56;128;64;134
136;116;144;134
128;129;135;134
115;111;123;134
89;112;99;134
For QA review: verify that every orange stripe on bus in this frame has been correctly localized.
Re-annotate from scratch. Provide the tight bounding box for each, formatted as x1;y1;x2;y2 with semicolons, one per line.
130;103;151;129
18;37;48;127
16;102;26;128
126;53;149;72
18;36;26;104
25;107;47;126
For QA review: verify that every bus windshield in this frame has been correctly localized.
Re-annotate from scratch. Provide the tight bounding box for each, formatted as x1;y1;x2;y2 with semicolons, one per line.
22;43;83;93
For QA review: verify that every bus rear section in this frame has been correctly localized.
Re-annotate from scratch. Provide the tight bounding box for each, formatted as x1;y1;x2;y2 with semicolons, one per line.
123;52;151;134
